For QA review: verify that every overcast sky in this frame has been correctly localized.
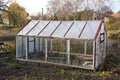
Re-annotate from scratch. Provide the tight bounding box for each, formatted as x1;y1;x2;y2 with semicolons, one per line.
15;0;50;15
13;0;120;15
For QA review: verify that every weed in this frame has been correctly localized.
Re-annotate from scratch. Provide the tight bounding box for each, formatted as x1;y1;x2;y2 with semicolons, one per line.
24;74;28;80
60;69;65;74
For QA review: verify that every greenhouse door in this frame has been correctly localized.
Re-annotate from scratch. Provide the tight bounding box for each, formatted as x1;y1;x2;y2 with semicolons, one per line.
28;37;36;59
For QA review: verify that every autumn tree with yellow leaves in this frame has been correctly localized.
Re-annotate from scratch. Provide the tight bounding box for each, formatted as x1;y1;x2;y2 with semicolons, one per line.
8;2;28;27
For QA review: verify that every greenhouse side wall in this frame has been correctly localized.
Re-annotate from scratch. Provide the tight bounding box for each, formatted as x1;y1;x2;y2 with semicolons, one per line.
16;37;94;69
16;36;27;59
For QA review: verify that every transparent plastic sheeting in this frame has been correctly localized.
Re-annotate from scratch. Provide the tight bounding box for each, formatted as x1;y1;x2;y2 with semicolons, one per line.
17;20;103;39
17;20;39;35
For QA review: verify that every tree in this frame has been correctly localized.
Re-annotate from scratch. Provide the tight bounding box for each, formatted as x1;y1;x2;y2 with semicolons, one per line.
82;0;112;19
47;0;113;20
0;0;12;10
0;0;16;26
8;2;28;27
118;11;120;14
47;0;83;20
47;0;62;20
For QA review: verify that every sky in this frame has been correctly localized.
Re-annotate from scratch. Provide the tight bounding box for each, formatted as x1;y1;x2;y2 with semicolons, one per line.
15;0;50;15
111;0;120;13
13;0;120;15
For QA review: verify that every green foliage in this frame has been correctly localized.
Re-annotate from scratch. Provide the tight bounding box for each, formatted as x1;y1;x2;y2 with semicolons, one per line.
24;74;28;80
99;54;120;71
117;11;120;14
0;41;16;53
106;16;120;40
60;69;65;74
108;31;120;40
8;2;28;27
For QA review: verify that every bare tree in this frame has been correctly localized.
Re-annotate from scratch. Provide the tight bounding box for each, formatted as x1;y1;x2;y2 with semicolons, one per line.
47;0;83;20
47;0;61;20
47;0;112;20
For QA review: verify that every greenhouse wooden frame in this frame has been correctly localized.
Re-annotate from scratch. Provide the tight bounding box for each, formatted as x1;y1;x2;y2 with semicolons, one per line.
16;20;107;70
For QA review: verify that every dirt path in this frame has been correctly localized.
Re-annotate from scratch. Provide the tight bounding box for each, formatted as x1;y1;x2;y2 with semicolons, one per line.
0;29;17;36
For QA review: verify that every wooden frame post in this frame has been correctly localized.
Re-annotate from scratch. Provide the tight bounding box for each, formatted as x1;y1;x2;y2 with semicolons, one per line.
84;41;87;55
34;37;37;59
67;40;70;65
50;39;53;53
38;38;40;52
45;39;48;62
26;37;28;60
16;36;18;59
40;38;43;51
93;41;96;69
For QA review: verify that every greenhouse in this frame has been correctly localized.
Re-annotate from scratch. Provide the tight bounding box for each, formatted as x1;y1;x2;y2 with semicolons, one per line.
16;20;107;70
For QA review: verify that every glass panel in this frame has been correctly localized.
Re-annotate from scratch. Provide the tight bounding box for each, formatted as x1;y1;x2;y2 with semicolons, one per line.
36;38;45;61
70;40;93;69
16;36;22;58
28;37;34;53
27;37;45;61
87;41;93;55
47;39;67;64
70;39;84;54
17;36;26;59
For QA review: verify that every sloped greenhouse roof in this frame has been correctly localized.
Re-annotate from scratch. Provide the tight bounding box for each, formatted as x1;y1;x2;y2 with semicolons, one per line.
17;20;104;40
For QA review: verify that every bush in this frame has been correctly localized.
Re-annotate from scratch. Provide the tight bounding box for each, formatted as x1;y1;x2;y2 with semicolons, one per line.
99;53;120;71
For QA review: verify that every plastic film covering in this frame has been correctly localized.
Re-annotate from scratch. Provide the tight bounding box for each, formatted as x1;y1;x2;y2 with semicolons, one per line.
80;21;101;39
17;20;102;40
17;20;39;35
52;21;73;38
16;36;27;59
27;21;50;36
65;21;86;39
39;21;61;37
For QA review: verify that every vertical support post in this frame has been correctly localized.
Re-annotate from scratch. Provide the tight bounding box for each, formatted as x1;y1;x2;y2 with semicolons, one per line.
38;38;40;52
40;38;43;51
35;37;38;52
67;40;70;65
21;37;24;58
26;37;28;60
34;37;37;59
16;36;18;59
93;41;96;69
84;41;87;55
45;39;48;62
50;39;53;53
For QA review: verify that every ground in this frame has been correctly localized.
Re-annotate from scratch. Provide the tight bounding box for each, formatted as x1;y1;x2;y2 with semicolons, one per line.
0;26;120;80
0;59;120;80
